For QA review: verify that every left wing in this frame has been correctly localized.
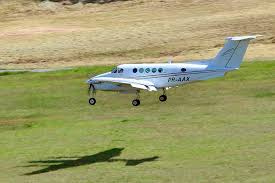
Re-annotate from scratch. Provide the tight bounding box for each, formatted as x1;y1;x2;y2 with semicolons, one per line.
92;77;157;91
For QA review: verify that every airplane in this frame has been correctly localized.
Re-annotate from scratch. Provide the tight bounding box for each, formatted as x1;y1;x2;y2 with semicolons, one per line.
87;35;258;106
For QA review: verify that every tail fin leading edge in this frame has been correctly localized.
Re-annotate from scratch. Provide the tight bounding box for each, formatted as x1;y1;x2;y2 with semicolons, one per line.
210;35;258;69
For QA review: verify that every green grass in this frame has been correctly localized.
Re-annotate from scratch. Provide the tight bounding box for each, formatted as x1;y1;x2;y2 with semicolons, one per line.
0;61;275;183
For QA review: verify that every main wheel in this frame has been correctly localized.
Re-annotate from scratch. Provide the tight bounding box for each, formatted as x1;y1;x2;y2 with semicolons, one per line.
159;95;167;102
132;99;140;106
89;98;96;105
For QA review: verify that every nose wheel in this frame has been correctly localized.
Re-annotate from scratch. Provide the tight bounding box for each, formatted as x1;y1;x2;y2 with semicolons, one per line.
89;98;96;105
88;84;97;106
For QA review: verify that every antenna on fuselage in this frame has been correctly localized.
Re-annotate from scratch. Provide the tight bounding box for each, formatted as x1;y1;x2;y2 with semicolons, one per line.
168;57;173;64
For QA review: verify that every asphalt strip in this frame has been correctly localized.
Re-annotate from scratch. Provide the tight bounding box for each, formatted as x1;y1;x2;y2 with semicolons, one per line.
0;68;72;73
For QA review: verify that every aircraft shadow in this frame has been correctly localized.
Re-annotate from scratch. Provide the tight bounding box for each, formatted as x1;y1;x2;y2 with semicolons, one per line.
23;148;159;175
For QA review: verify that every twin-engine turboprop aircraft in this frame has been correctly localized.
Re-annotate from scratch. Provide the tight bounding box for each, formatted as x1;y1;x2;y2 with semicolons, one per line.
87;36;258;106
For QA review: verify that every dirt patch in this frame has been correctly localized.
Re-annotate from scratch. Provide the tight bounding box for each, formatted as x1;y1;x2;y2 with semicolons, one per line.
0;27;90;38
0;119;28;126
0;0;275;69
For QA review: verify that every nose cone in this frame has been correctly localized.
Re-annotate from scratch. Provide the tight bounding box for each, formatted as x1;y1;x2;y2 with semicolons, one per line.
87;77;100;84
86;78;94;84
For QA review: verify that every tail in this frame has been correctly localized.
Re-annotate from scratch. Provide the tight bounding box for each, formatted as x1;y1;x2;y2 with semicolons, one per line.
210;35;258;69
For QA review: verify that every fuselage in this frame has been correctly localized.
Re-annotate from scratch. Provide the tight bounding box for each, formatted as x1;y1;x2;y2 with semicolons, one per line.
86;35;257;106
88;62;234;91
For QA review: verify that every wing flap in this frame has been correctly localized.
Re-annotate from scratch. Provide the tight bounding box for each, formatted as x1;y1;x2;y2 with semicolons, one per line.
147;85;157;91
131;83;148;90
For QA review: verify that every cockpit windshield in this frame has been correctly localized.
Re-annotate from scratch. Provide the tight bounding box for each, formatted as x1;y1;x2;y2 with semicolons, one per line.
111;67;124;74
111;67;117;73
118;68;124;73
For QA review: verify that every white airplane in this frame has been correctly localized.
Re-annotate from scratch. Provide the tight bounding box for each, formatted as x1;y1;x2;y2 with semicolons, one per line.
87;35;258;106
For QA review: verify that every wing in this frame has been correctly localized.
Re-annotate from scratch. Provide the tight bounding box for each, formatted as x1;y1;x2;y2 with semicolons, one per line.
92;77;157;91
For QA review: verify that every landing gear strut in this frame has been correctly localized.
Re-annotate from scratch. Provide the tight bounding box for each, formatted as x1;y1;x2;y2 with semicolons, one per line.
88;84;97;106
159;88;167;102
132;90;141;106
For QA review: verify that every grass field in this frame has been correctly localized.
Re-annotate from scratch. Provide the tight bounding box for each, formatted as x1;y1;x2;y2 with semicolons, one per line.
0;61;275;182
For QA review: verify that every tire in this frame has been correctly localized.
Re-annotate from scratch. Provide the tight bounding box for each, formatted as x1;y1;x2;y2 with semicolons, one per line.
89;98;96;105
159;95;167;102
132;99;140;106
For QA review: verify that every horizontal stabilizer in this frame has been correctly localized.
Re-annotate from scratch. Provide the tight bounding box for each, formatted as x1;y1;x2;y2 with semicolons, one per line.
226;35;261;41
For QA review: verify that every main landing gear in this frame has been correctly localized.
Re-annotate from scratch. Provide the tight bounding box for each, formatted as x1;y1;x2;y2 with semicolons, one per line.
131;88;167;107
132;90;141;106
159;88;167;102
159;95;167;102
132;99;140;106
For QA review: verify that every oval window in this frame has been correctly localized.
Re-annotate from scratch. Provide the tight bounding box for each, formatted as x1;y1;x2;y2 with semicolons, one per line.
133;68;137;73
158;68;163;73
145;68;150;73
181;68;186;72
152;68;157;73
139;68;144;73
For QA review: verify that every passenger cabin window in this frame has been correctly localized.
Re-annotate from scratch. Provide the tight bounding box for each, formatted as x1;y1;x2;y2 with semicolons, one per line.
181;68;187;72
133;68;137;73
152;68;157;73
158;68;163;73
139;68;144;73
145;68;150;73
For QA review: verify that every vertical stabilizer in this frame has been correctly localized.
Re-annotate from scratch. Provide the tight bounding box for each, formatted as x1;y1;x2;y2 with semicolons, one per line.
210;36;257;68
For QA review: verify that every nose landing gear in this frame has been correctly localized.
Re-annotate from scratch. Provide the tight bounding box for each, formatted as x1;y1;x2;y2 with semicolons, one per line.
88;84;97;106
89;98;96;105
